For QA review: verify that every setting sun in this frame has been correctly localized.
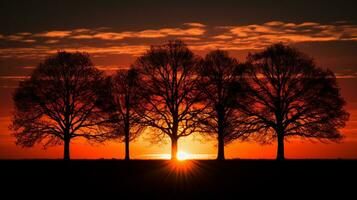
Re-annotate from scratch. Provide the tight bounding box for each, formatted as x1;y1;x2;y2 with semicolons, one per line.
177;151;189;161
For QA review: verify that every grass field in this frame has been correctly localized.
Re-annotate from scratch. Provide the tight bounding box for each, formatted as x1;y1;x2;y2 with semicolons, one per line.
1;159;356;198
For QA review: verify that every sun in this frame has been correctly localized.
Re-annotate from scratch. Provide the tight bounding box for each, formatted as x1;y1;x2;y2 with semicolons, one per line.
177;151;189;161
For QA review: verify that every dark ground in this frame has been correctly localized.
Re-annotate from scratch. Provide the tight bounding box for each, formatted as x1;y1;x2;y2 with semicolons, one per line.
1;159;356;198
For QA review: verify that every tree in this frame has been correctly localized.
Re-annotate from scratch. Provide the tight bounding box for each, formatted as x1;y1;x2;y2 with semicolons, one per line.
238;43;349;160
11;52;108;160
98;68;145;160
135;40;203;160
197;50;247;160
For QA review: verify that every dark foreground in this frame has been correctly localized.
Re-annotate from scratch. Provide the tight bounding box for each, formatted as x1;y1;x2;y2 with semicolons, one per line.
1;159;356;198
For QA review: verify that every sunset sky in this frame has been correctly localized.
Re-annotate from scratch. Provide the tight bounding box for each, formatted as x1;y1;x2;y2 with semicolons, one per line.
1;0;357;159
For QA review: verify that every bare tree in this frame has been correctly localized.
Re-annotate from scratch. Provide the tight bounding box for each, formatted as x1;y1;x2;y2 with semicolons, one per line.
237;43;349;160
197;50;248;160
98;68;145;160
10;52;108;160
135;40;203;160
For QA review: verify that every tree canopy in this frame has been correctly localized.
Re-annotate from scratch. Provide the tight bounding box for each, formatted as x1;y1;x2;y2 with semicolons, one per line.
236;43;349;160
135;40;204;160
11;51;108;160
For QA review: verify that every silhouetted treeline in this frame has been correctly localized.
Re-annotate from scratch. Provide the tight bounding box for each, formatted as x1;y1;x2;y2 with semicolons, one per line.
10;40;349;160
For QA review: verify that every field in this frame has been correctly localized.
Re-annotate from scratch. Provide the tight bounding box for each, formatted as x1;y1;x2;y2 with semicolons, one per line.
1;159;356;198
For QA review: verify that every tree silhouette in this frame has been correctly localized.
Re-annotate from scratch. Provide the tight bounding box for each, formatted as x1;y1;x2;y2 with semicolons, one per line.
135;40;203;160
238;44;349;160
98;68;145;160
11;52;108;160
197;50;248;160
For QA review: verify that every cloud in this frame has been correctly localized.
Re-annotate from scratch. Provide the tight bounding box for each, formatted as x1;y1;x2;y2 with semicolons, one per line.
183;22;206;28
0;45;149;59
45;40;60;44
209;21;357;49
73;28;91;33
179;37;201;41
157;28;205;36
17;32;32;36
72;27;206;40
297;22;321;27
1;21;357;58
7;35;24;41
7;21;356;48
91;32;131;40
22;39;36;43
4;35;36;43
60;46;149;56
40;25;205;41
264;21;286;26
189;40;255;51
212;35;233;40
4;25;205;42
96;65;128;71
34;31;72;38
70;35;94;39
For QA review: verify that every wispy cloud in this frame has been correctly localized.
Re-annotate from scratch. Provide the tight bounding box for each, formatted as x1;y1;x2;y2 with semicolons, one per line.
34;31;72;38
7;35;24;41
2;23;206;42
73;28;91;33
1;21;357;58
22;39;36;43
179;37;202;41
211;21;357;49
183;22;207;28
0;45;149;58
70;35;94;39
17;32;32;36
5;35;36;43
211;35;233;40
71;27;206;40
45;40;60;44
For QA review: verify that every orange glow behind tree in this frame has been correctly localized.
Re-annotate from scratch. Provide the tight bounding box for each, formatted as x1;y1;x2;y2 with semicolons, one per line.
134;40;204;160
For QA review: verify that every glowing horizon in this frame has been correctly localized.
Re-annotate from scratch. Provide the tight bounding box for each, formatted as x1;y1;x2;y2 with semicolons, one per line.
1;1;357;160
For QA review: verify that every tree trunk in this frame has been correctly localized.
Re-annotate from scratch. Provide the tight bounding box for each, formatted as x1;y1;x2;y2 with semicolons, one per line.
216;104;225;160
171;113;179;160
171;137;178;161
276;133;285;160
217;132;225;161
124;124;130;161
64;139;70;161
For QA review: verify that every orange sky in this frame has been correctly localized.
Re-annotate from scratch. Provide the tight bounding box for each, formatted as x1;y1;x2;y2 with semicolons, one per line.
0;69;356;160
1;1;357;159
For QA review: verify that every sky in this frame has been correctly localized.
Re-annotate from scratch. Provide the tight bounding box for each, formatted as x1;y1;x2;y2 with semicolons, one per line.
1;0;357;159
